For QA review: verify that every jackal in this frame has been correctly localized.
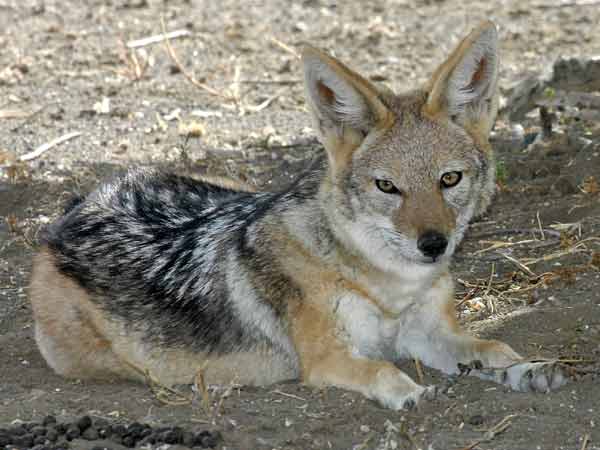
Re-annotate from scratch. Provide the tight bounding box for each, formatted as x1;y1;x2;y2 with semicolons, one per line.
30;21;565;410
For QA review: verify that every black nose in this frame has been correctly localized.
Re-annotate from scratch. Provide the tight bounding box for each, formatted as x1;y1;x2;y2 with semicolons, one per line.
417;231;448;259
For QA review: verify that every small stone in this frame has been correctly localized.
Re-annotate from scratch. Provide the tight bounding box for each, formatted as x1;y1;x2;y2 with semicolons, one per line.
122;435;135;447
468;414;485;426
359;424;370;433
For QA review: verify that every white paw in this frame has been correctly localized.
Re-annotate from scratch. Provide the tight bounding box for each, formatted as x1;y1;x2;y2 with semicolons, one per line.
372;369;437;410
473;360;567;392
503;361;567;392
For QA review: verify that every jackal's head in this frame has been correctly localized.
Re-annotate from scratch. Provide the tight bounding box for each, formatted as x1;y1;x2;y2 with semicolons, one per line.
303;22;499;275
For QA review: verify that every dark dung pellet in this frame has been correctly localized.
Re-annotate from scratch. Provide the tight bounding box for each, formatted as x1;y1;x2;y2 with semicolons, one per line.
24;422;38;431
32;425;47;436
182;431;195;446
137;435;155;446
0;433;12;446
42;416;57;426
112;424;127;437
468;414;485;426
10;425;27;436
161;429;182;444
122;435;135;447
31;445;51;450
92;417;109;429
66;425;81;440
201;430;223;448
76;415;92;431
46;427;59;442
82;427;99;440
13;433;35;448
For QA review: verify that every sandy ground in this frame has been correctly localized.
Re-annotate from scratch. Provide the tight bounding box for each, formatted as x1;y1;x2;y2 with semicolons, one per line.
1;1;600;449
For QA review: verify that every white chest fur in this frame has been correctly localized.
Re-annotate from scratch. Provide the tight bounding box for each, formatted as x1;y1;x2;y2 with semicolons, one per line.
333;273;453;364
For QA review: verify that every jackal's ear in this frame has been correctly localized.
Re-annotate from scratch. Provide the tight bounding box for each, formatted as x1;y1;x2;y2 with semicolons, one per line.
302;46;392;167
424;21;499;135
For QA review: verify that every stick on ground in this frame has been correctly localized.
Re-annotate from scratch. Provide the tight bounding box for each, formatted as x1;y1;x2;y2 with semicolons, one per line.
19;132;81;162
160;17;229;100
127;29;190;49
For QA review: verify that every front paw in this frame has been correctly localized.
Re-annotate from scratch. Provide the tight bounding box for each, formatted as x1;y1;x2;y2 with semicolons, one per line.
372;369;437;410
478;360;567;392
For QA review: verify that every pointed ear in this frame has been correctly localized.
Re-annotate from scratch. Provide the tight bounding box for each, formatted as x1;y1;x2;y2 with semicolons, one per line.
302;46;392;170
424;21;499;135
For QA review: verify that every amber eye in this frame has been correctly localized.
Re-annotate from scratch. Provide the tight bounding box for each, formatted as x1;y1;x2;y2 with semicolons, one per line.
440;171;462;188
375;179;400;194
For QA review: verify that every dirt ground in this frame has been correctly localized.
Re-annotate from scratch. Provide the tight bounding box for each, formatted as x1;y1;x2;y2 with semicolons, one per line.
1;0;600;449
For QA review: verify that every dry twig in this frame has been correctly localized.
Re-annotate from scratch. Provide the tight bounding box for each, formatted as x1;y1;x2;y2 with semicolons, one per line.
19;132;81;162
161;17;229;100
270;389;306;402
414;358;425;385
459;414;516;450
127;29;190;48
269;37;300;58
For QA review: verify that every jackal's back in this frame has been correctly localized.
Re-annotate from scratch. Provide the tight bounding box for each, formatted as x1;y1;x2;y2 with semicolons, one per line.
42;168;317;356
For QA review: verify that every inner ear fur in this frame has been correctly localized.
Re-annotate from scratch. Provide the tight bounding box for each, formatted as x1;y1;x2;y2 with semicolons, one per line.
423;21;499;136
302;46;393;170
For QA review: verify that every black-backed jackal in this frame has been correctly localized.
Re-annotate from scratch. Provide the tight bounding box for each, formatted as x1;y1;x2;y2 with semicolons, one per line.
30;22;566;410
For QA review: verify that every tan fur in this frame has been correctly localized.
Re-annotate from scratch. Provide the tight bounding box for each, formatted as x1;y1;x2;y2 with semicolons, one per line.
30;22;566;406
393;190;457;239
30;249;295;386
423;21;499;142
191;174;258;193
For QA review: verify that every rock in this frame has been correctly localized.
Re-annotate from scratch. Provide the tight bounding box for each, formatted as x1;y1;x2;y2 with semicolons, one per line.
503;75;546;121
551;56;600;92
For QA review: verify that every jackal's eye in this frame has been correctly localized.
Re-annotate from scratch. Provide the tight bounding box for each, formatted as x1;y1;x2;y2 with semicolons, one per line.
375;179;400;194
440;171;462;189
